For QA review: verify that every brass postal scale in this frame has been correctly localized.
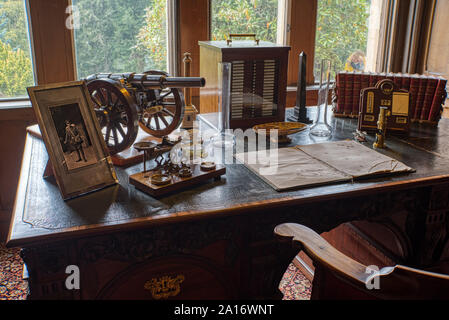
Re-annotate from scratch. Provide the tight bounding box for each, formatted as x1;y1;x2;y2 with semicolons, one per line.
85;70;225;197
358;78;411;133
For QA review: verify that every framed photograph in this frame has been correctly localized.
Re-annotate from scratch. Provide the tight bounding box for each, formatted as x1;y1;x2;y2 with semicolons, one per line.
27;80;118;200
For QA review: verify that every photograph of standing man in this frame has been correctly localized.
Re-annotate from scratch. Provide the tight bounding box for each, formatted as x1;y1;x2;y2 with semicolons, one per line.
64;120;87;162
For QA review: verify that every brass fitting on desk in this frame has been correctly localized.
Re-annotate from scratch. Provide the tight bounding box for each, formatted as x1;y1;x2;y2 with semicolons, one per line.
373;107;390;149
181;52;198;129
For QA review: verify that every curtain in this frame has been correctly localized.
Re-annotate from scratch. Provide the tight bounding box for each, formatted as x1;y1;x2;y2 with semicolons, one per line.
382;0;436;74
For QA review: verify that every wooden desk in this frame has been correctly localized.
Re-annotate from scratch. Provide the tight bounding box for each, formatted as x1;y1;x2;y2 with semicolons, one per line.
7;110;449;299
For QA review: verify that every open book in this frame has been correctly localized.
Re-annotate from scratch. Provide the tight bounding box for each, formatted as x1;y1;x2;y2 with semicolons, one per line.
235;140;414;191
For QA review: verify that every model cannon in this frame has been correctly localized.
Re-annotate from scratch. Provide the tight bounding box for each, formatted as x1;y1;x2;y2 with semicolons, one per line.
85;70;205;155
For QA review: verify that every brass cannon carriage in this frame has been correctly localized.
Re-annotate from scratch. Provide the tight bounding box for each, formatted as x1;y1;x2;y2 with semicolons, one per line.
85;71;205;155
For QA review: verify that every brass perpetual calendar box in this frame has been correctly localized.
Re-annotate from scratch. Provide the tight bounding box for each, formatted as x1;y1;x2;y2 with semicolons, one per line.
198;40;290;129
359;79;411;133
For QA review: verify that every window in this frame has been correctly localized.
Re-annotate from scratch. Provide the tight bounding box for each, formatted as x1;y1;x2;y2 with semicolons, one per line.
313;0;385;82
211;0;279;43
72;0;169;79
0;0;34;99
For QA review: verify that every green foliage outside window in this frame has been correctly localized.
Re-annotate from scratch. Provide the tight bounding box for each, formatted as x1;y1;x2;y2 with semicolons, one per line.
314;0;371;80
0;0;34;98
0;40;33;97
0;0;371;98
73;0;157;78
72;0;168;78
211;0;278;42
133;0;167;73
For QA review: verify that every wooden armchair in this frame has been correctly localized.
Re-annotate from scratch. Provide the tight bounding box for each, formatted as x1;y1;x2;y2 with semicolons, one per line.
275;223;449;300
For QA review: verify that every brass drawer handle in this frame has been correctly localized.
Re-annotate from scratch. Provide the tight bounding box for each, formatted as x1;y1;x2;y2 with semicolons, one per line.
227;33;260;45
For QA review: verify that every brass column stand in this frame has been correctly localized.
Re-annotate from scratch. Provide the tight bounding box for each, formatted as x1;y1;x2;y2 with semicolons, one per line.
373;107;390;149
181;52;198;129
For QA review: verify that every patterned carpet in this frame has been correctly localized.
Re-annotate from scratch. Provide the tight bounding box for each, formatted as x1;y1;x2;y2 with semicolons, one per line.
0;242;311;300
0;243;28;300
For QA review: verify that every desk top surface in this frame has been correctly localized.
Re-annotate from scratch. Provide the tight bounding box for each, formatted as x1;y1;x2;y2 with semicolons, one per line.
7;110;449;247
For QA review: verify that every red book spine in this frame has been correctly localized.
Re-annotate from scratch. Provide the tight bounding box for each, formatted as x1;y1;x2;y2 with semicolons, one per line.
336;72;346;114
401;74;411;92
369;72;376;87
352;72;362;116
414;76;428;120
428;78;448;122
345;72;354;115
360;73;370;114
420;77;438;120
361;72;370;90
376;73;386;87
409;75;420;120
386;73;394;82
394;73;402;89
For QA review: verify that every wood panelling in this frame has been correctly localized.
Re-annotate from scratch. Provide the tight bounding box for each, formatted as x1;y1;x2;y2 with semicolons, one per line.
28;0;76;84
286;0;317;86
0;118;36;241
178;0;209;112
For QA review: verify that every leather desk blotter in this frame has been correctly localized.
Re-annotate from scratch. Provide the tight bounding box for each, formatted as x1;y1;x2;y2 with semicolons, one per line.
235;140;415;191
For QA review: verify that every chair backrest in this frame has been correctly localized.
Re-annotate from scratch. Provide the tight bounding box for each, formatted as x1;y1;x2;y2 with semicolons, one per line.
275;223;449;300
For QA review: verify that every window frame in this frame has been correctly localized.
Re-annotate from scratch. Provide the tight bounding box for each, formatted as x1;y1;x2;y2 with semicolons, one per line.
0;0;37;104
0;0;424;111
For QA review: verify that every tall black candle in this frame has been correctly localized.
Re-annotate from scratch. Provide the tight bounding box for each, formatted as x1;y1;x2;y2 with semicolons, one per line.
289;52;312;123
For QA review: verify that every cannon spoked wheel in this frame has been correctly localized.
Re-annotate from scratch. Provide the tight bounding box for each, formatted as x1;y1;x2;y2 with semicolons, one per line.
138;70;185;138
87;78;139;155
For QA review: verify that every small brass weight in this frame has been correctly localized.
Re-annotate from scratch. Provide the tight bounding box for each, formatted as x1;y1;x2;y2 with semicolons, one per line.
373;107;391;149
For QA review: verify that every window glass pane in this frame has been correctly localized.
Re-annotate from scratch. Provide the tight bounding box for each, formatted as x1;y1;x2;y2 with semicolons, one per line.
72;0;168;79
211;0;278;43
314;0;377;81
0;0;34;99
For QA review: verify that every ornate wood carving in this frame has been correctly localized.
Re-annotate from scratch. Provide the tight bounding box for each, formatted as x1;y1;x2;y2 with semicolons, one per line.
79;218;241;266
144;274;185;299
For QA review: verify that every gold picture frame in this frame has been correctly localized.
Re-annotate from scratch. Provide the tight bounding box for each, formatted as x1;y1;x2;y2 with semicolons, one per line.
27;80;118;200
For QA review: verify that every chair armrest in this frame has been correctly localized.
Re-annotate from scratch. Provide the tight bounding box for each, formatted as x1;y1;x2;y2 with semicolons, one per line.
274;223;371;286
275;223;449;299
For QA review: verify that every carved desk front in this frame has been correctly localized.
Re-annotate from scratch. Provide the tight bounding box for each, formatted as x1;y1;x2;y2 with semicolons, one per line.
7;110;449;299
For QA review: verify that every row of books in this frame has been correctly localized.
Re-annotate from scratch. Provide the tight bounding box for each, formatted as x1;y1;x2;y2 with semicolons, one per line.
334;71;448;123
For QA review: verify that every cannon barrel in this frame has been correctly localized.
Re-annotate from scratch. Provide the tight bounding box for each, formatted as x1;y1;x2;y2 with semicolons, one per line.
86;73;205;89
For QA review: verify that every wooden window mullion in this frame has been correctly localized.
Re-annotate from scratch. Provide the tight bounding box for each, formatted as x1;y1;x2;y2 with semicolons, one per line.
27;0;76;85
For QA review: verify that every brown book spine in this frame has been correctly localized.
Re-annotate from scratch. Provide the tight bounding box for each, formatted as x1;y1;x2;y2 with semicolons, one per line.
420;77;438;120
352;72;362;116
428;78;448;122
344;72;354;115
360;73;370;115
414;76;428;120
361;72;370;91
394;73;402;89
336;72;346;114
401;74;411;92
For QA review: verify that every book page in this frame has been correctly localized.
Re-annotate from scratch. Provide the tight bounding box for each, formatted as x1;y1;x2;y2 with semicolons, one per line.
297;140;414;178
235;147;350;191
